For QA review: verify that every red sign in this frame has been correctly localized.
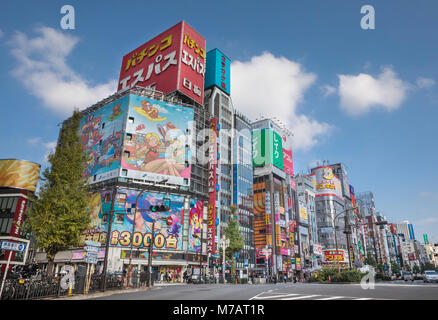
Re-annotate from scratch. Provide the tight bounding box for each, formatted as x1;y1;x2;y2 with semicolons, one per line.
118;21;206;104
207;118;218;254
283;148;293;176
10;194;28;237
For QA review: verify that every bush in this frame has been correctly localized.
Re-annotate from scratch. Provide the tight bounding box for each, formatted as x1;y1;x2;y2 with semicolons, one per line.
314;267;362;283
375;273;391;281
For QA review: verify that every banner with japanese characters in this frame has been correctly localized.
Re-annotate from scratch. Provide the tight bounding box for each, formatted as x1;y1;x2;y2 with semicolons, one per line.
118;21;206;105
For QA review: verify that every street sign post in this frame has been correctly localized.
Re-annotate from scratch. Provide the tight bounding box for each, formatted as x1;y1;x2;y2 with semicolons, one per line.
0;237;30;298
83;240;101;294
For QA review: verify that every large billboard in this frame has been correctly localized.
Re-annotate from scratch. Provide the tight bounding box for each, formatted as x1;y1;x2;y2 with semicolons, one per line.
205;49;231;95
121;94;193;186
81;189;185;251
80;96;128;184
313;166;344;202
118;21;206;105
0;159;41;192
252;129;283;169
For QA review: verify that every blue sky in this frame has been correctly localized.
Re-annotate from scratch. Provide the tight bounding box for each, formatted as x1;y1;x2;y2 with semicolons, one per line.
0;0;437;241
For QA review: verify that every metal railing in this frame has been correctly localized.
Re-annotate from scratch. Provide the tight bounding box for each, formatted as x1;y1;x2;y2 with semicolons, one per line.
0;273;138;300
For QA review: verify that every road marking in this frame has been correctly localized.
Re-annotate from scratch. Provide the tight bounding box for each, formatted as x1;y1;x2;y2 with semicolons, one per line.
281;295;320;300
252;293;301;299
316;296;345;300
354;297;373;300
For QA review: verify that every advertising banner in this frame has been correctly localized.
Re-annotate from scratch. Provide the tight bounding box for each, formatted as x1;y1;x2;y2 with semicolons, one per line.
282;134;293;177
272;131;283;170
118;21;206;105
0;159;41;192
80;96;128;184
324;249;345;263
205;49;230;95
207;118;218;254
81;189;185;250
10;196;28;238
122;94;193;186
313;167;344;202
299;203;308;224
188;199;203;252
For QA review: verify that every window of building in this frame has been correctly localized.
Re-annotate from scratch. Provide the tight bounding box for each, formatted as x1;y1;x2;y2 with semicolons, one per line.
128;117;135;124
115;214;124;224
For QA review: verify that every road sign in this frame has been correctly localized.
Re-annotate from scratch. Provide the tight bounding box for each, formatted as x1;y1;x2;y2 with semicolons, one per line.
244;259;248;268
85;257;97;264
86;252;98;259
85;240;101;247
84;246;99;253
0;241;26;252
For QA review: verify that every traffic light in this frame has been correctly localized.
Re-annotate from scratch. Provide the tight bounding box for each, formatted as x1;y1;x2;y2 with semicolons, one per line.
149;205;170;212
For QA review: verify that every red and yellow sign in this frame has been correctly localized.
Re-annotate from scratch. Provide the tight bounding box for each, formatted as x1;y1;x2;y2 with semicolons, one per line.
324;250;345;262
207;118;218;254
118;21;206;105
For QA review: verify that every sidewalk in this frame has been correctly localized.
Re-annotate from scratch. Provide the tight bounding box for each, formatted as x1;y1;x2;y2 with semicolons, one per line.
50;282;187;300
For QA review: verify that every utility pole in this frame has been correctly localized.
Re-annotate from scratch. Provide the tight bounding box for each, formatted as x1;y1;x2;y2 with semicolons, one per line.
101;184;117;291
148;221;155;287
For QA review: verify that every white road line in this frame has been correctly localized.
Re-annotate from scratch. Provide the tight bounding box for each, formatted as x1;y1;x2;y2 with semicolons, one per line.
354;297;373;300
252;293;301;299
281;295;320;300
316;296;345;300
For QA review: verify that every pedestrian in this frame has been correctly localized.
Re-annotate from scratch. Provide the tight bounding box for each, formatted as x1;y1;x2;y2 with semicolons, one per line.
183;270;188;283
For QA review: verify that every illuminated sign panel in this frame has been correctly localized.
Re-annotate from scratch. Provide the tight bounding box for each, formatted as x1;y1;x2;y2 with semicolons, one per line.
118;21;206;105
313;166;344;201
207;118;218;254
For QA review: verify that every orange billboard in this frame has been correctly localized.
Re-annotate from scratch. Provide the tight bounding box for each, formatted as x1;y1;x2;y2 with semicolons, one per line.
0;159;41;192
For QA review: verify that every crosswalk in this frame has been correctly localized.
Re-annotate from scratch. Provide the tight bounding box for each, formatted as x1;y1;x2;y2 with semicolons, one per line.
249;292;378;300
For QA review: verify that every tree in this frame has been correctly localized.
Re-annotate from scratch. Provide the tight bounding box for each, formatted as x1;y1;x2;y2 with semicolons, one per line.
413;265;420;274
224;205;244;280
391;262;400;275
25;110;91;276
364;251;377;268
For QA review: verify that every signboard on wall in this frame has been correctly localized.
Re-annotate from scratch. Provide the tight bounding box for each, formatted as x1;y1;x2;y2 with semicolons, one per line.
118;21;206;105
205;49;230;95
0;159;41;192
313;167;344;202
207;118;218;254
252;129;283;169
121;94;193;186
80;96;129;184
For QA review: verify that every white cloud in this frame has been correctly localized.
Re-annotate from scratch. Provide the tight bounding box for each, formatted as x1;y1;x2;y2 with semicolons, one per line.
9;27;116;115
320;85;336;97
338;67;409;116
0;29;4;38
231;52;332;151
416;77;435;89
43;141;57;162
27;137;41;145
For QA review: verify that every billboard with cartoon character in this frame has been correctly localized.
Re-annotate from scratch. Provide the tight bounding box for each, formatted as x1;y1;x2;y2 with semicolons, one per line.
82;189;185;250
122;94;193;186
188;199;203;252
79;96;129;184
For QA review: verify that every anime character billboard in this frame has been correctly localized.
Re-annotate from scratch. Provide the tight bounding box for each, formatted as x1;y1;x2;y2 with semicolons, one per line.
188;199;203;252
82;189;185;250
79;96;129;183
122;94;193;186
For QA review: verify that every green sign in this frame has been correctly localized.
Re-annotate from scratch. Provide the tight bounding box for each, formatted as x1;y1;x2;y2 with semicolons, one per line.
423;234;429;245
252;129;283;169
272;130;283;170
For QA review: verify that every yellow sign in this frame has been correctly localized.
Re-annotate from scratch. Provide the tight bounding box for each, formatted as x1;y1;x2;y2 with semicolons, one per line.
0;159;41;192
299;207;308;220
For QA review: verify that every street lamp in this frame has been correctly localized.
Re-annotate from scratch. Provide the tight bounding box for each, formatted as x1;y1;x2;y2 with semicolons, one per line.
320;207;357;272
220;236;230;283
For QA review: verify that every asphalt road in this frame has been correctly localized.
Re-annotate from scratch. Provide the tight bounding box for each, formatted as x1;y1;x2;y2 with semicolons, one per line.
89;280;438;300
